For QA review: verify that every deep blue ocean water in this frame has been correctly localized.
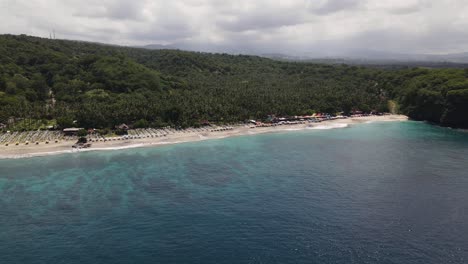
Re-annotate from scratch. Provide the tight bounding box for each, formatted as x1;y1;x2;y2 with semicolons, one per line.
1;121;468;264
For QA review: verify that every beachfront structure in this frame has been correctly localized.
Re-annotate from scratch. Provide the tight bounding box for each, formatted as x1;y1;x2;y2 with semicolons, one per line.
116;123;129;130
63;128;84;136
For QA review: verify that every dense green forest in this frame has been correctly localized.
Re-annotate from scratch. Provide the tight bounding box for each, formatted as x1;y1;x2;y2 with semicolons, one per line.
0;34;467;129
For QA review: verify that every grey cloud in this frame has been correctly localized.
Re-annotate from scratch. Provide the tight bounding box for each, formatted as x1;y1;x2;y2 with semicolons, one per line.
388;6;423;15
311;0;362;15
1;0;468;56
106;0;144;20
386;1;431;15
73;0;146;20
217;10;307;32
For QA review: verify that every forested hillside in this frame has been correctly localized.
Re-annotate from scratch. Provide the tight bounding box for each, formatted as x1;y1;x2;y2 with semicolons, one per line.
0;34;467;129
387;68;468;128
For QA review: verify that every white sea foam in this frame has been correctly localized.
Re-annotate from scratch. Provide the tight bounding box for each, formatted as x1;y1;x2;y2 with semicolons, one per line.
282;128;303;131
82;143;146;151
0;150;74;159
307;123;349;130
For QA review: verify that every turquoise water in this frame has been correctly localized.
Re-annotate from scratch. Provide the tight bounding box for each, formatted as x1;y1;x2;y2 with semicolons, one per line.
1;121;468;264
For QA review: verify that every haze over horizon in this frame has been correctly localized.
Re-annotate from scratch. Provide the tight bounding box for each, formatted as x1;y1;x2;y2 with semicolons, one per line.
2;0;468;57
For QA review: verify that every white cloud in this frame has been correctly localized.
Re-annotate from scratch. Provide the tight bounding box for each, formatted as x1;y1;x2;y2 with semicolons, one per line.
1;0;468;54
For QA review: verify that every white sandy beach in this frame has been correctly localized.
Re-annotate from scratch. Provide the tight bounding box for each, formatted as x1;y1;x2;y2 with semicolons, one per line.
0;115;408;159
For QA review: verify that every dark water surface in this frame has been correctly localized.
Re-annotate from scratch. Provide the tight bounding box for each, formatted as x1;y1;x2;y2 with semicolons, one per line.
1;122;467;264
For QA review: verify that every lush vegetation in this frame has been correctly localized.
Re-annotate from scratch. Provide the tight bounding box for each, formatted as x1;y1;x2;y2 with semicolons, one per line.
1;34;467;129
387;68;468;128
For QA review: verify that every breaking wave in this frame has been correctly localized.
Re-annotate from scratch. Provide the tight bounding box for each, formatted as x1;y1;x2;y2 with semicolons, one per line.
307;123;349;130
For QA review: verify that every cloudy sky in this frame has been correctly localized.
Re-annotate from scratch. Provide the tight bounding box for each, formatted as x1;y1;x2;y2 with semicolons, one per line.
1;0;468;55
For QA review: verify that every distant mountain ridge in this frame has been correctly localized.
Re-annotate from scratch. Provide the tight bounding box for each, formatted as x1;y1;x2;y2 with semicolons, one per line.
137;43;468;65
139;44;178;50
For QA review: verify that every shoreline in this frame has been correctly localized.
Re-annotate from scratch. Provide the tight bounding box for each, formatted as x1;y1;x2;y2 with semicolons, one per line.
0;115;408;160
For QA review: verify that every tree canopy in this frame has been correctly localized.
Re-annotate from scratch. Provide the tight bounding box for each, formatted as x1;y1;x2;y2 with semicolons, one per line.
0;34;467;129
